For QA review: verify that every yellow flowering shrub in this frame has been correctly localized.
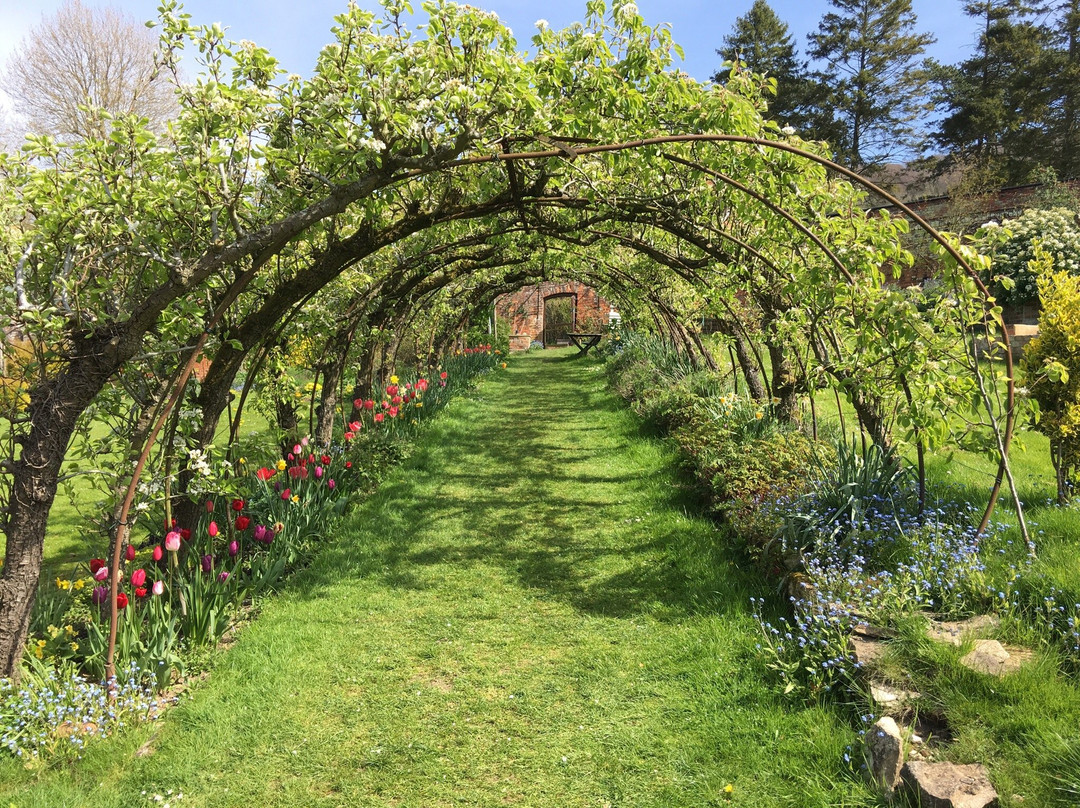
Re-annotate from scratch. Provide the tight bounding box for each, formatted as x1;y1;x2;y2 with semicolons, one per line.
1024;262;1080;502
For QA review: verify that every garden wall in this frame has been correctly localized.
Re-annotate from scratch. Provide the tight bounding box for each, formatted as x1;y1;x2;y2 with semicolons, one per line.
496;282;616;351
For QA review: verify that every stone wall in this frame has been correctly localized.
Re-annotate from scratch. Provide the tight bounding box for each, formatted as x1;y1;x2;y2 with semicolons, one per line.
495;282;615;351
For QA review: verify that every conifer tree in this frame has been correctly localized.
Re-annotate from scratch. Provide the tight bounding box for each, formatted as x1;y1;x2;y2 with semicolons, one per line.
930;0;1054;186
808;0;936;169
714;1;843;147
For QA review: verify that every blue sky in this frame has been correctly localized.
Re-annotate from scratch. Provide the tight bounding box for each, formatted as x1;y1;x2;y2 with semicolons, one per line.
1;0;978;85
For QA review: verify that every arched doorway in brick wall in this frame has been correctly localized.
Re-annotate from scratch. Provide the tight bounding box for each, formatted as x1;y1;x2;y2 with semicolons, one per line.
542;293;576;346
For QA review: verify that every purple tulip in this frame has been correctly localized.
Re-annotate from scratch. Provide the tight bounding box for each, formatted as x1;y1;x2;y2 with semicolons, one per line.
218;571;230;583
327;479;336;491
254;524;267;543
201;554;213;573
228;540;239;557
91;586;108;605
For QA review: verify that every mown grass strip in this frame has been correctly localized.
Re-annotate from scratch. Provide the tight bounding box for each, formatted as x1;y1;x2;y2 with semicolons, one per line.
1;350;875;807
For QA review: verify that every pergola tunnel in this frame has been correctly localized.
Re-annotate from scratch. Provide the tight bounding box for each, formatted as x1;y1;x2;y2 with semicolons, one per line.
1;4;1059;798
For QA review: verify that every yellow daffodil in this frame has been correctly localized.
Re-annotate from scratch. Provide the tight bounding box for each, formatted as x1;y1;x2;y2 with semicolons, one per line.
276;459;287;471
390;374;399;384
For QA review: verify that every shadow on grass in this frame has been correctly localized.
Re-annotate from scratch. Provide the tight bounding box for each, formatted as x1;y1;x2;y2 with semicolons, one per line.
286;350;763;621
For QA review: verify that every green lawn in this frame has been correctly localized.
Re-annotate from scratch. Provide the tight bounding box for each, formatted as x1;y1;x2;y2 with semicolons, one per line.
0;349;876;807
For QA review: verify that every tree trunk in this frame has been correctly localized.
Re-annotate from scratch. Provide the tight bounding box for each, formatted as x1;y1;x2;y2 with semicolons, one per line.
0;337;126;679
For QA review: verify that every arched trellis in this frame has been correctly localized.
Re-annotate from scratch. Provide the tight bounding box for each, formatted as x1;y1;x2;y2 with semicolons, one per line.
87;133;1026;683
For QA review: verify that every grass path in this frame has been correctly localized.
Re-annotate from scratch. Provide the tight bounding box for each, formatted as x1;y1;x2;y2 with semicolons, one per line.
3;350;873;807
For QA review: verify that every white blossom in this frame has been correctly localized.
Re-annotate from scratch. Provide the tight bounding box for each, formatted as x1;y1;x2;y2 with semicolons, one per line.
535;19;548;30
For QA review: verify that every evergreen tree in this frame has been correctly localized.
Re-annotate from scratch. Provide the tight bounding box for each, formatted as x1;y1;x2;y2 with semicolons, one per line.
714;0;843;145
931;0;1055;186
807;0;936;169
1048;0;1080;178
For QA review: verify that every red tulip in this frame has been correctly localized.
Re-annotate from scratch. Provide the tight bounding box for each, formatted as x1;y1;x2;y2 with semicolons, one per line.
386;384;398;396
353;397;363;409
349;421;361;433
89;558;106;574
235;515;251;531
321;455;332;465
363;399;374;411
345;461;352;468
374;412;384;423
389;406;399;418
440;371;448;380
282;488;291;500
205;500;214;513
391;395;402;405
256;466;276;481
180;528;191;541
135;586;148;599
231;499;244;512
125;544;136;561
208;521;219;538
116;592;129;609
131;568;146;587
152;545;163;562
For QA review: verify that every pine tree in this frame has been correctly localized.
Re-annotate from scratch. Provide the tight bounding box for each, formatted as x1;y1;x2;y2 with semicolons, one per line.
807;0;936;169
1048;0;1080;179
714;0;843;145
931;0;1055;186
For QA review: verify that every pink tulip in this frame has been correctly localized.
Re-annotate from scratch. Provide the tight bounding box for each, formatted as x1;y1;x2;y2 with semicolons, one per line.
130;568;146;588
208;520;219;538
152;580;164;596
218;571;230;583
93;566;109;582
228;540;239;557
315;466;324;479
165;531;182;552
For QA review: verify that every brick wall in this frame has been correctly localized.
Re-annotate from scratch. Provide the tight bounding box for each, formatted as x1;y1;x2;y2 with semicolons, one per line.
495;282;615;350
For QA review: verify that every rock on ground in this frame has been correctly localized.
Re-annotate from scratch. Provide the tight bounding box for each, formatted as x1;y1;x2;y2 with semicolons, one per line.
902;760;998;808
